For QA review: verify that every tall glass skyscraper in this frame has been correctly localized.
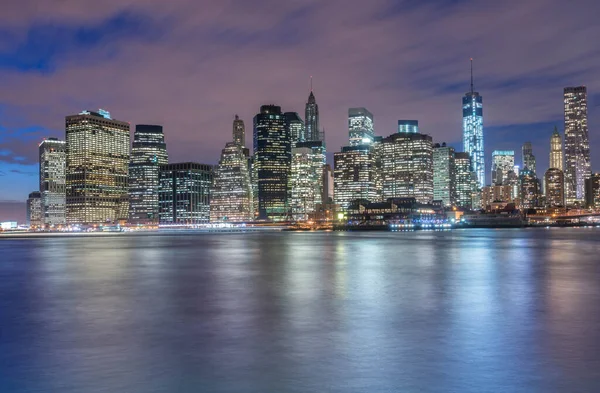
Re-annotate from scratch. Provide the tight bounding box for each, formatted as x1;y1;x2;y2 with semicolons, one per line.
433;143;456;207
491;150;515;186
549;126;563;171
334;146;376;210
159;163;212;225
305;90;320;142
348;108;374;146
564;86;590;203
462;60;485;188
66;109;130;224
39;138;66;227
455;152;477;209
289;141;326;221
522;142;536;174
128;125;168;226
254;105;291;221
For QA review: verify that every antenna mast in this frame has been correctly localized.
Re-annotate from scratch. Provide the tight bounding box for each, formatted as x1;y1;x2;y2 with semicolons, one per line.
470;58;474;94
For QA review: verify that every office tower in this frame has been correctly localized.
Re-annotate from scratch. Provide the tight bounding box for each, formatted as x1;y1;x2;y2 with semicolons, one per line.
65;109;130;224
233;115;245;147
380;132;434;204
284;112;305;147
210;143;253;223
455;152;477;209
549;126;563;171
585;174;600;208
522;142;536;173
491;150;515;186
288;141;325;221
519;169;539;210
371;136;384;201
39;138;66;227
481;185;513;210
322;164;334;203
334;146;376;210
305;87;320;142
545;168;565;208
505;169;520;200
128;125;168;226
348;107;374;146
159;163;212;225
564;86;590;203
26;191;42;228
397;120;419;134
433;143;456;207
463;59;485;188
254;105;291;221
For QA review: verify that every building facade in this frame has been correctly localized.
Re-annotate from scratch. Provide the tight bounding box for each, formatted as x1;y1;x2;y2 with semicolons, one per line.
26;191;42;228
544;168;565;208
254;105;291;221
128;124;168;226
455;152;478;210
159;163;212;225
334;146;376;210
463;61;485;188
549;126;564;171
522;142;536;174
348;108;374;147
564;86;590;204
288;141;325;221
284;112;305;147
233;115;245;147
39;138;66;227
585;173;600;208
305;91;320;142
491;150;515;186
433;143;456;207
397;120;419;134
66;110;130;224
519;169;539;210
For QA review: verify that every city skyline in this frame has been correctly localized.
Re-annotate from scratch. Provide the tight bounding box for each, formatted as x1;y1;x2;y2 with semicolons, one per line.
1;0;599;221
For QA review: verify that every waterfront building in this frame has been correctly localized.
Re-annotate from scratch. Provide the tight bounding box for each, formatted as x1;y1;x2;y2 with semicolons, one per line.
344;197;446;228
380;133;433;204
564;86;590;204
544;168;565;208
549;126;564;171
233;115;245;147
159;163;212;225
254;105;291;221
65;109;130;224
348;108;374;146
128;125;168;226
334;146;376;210
284;112;305;147
519;169;539;210
481;185;514;211
455;152;478;210
26;191;42;228
289;141;326;221
397;120;419;134
39;138;66;227
585;173;600;208
491;150;515;186
322;164;334;204
522;142;536;174
433;143;456;207
463;59;485;188
210;143;253;223
305;89;320;142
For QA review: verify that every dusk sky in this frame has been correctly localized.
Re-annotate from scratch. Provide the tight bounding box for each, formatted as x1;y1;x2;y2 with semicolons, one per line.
0;0;599;221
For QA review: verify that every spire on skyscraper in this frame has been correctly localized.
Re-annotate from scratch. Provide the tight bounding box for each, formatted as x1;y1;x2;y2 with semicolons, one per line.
470;58;474;94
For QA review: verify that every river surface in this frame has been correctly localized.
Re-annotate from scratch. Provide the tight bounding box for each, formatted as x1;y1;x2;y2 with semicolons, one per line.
1;229;600;392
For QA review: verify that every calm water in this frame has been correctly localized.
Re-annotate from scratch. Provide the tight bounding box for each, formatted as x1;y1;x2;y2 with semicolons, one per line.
1;229;600;392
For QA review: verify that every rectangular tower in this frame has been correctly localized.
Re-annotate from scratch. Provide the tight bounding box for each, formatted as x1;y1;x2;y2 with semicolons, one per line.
564;86;590;204
433;143;456;207
463;59;485;188
159;163;212;225
348;108;374;147
39;138;66;227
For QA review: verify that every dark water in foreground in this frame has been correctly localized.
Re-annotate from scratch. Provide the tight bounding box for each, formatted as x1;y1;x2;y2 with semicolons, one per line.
1;229;600;392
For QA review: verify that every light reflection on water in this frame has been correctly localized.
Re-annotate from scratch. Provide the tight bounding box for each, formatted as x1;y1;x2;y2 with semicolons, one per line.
1;229;600;392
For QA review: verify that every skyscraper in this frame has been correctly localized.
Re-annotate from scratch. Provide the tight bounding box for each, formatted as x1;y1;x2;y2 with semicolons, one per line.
39;138;66;227
159;163;212;225
519;169;539;210
397;120;419;134
564;86;590;203
254;105;291;221
66;109;130;224
128;125;168;226
233;115;245;147
284;112;305;147
433;143;456;207
305;88;320;142
455;152;477;209
334;146;376;210
549;126;563;171
491;150;515;186
26;191;42;228
348;108;374;146
544;168;565;208
522;142;536;174
463;59;485;188
380;132;434;204
288;141;326;221
585;174;600;208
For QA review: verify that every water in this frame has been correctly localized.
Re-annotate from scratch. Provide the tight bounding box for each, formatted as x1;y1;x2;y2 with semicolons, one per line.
1;229;600;392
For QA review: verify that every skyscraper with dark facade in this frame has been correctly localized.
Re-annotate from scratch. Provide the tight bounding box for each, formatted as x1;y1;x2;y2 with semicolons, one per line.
254;105;291;221
433;143;456;207
564;86;590;204
39;138;66;227
348;108;374;147
305;90;320;142
545;168;565;208
334;146;376;210
284;112;305;147
26;191;42;228
522;142;536;174
66;109;130;224
128;125;168;226
519;169;539;210
397;120;419;134
455;152;477;209
233;115;245;147
159;163;212;225
549;126;564;171
463;60;485;188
